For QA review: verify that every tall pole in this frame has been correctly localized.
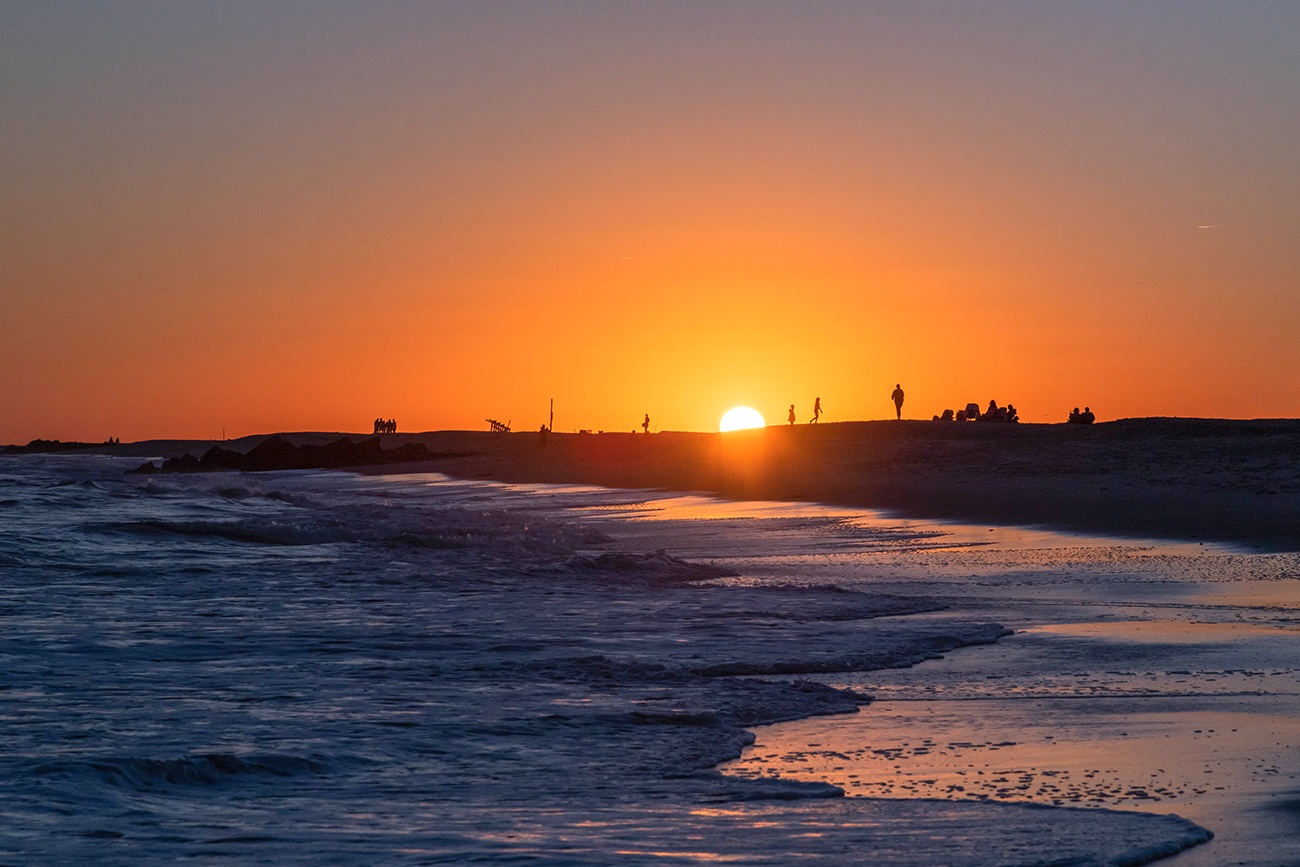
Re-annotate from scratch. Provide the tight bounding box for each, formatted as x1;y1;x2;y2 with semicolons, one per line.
549;398;554;432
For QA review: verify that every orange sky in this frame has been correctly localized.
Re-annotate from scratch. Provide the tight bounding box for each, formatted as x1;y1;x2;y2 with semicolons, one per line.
3;3;1299;443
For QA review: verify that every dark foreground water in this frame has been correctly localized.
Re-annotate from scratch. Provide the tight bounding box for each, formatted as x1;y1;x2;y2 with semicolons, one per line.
3;454;1274;864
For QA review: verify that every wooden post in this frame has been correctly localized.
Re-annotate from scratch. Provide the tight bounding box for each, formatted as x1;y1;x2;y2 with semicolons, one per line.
549;398;554;432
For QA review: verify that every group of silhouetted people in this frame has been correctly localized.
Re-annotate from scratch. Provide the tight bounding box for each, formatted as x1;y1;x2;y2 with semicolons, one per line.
786;387;905;425
934;400;1018;423
373;418;397;434
789;397;827;425
1067;407;1096;424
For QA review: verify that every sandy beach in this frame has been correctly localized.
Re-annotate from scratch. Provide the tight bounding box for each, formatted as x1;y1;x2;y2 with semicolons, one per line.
97;417;1300;551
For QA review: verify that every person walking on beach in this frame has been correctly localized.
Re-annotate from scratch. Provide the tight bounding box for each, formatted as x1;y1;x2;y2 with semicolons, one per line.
810;397;823;424
891;384;905;420
787;404;796;426
642;413;650;434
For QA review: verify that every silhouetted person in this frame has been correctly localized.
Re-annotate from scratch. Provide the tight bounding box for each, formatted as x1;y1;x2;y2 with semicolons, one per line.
810;397;823;424
538;424;549;447
1081;406;1095;424
891;384;905;419
642;413;650;434
1068;407;1081;424
1006;404;1019;423
787;404;796;426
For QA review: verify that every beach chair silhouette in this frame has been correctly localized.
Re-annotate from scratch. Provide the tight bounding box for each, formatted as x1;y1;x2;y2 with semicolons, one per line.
486;418;512;433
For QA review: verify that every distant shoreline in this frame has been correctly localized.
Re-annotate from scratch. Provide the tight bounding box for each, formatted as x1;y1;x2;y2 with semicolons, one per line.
9;418;1300;551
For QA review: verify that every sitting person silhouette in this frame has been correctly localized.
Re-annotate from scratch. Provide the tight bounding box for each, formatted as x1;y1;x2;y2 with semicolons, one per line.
981;400;1008;422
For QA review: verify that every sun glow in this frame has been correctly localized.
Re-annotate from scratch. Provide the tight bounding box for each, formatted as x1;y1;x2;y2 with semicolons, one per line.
719;406;766;432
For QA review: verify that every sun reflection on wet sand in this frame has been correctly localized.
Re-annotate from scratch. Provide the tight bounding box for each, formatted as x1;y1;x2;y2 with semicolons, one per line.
722;621;1300;867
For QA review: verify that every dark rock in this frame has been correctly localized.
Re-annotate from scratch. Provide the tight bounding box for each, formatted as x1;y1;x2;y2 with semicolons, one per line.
241;436;305;471
162;454;202;473
134;435;454;474
3;438;103;455
199;446;245;470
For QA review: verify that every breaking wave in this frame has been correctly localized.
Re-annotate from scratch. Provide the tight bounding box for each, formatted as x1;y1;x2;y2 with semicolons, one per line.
549;550;737;582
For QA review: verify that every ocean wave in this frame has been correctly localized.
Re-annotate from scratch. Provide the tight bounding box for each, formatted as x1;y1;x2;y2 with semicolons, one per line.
32;753;332;789
696;774;845;801
631;709;724;727
107;517;365;546
210;485;316;508
507;654;692;684
692;625;1012;678
547;550;736;583
714;679;869;729
695;585;945;623
100;506;611;555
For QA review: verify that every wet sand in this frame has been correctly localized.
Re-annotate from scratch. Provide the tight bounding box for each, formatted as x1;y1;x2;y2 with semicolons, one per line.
657;507;1300;867
535;481;1300;865
97;417;1300;550
720;617;1300;867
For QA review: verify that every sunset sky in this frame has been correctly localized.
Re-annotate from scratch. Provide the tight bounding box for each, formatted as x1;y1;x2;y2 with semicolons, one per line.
3;2;1298;442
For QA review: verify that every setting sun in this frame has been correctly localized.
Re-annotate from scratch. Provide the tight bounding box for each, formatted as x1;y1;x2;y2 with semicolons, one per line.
719;406;766;432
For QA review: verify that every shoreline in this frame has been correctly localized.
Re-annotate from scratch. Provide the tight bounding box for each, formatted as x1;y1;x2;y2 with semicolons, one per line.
14;417;1300;551
703;521;1300;866
562;478;1229;864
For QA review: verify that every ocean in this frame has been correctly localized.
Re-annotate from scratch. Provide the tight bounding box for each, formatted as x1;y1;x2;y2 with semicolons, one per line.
1;453;1296;865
